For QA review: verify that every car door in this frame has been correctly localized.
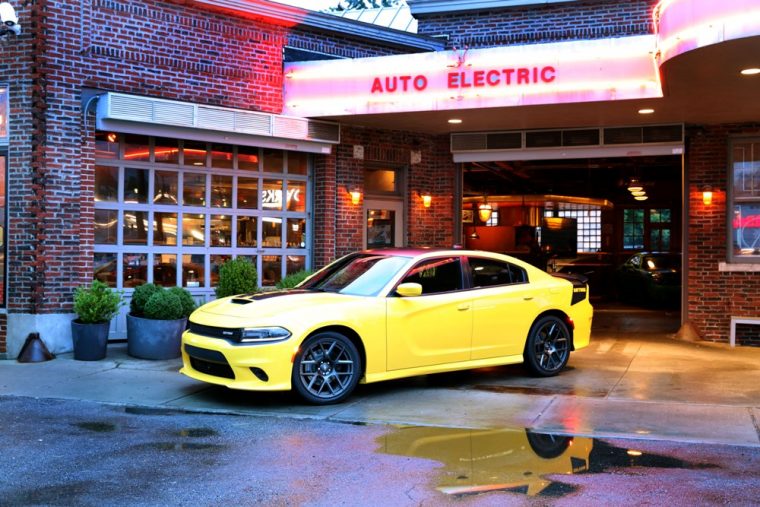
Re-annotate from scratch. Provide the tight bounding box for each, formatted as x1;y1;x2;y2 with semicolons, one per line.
386;256;472;370
468;257;540;360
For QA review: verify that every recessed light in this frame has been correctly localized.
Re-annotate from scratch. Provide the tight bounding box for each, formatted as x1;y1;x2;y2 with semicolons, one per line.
638;108;655;115
448;118;463;124
740;68;760;76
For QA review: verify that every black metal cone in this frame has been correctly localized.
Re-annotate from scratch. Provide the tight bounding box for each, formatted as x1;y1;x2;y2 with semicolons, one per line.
17;333;55;363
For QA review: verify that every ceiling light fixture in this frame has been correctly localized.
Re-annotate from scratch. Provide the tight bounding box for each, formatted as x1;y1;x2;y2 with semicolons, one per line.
448;118;463;124
638;108;655;115
740;68;760;76
634;195;648;201
627;179;644;192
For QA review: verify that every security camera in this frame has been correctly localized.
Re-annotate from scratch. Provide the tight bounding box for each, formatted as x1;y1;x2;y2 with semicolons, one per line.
0;2;20;36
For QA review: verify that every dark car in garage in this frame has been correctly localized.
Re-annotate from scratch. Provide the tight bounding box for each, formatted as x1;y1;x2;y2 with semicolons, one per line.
616;252;681;308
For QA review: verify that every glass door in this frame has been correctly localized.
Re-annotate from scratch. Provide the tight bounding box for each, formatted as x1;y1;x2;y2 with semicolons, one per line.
364;199;404;249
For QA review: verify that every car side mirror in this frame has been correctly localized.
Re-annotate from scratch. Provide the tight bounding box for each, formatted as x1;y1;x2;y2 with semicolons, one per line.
396;282;422;297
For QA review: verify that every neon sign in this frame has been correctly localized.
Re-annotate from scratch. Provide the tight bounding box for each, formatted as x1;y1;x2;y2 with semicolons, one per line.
284;35;661;117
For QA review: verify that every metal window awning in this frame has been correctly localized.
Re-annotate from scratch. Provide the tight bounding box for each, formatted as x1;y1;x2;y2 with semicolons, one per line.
95;92;340;154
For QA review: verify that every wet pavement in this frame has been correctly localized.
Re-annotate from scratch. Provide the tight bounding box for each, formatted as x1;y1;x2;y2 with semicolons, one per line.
2;396;759;505
1;304;759;447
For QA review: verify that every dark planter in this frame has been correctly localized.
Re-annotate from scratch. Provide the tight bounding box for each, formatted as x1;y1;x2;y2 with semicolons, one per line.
71;319;110;361
127;314;186;360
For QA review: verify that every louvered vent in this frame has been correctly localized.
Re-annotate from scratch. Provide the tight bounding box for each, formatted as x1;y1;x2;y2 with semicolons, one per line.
153;101;195;127
486;132;521;149
453;125;682;153
197;107;236;131
604;127;642;144
451;133;488;151
308;121;341;143
273;116;308;139
99;93;340;146
109;95;153;122
235;111;272;135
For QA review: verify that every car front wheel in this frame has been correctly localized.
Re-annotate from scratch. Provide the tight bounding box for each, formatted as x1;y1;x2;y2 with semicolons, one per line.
524;315;570;377
292;332;361;405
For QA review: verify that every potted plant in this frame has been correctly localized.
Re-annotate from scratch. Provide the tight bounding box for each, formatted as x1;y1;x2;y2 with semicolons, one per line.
71;280;123;361
127;283;196;360
215;257;258;298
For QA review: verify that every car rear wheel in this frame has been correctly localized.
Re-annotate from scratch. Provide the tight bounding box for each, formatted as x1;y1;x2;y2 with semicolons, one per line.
524;315;570;377
292;332;361;405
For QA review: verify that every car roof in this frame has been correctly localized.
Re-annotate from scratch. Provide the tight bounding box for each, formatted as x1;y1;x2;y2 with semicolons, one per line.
361;247;498;258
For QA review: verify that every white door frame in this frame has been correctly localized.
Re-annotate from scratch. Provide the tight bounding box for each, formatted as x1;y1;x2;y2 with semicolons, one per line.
363;198;405;249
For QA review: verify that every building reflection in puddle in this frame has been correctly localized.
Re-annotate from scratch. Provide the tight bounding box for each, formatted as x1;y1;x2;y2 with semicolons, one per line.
376;426;709;498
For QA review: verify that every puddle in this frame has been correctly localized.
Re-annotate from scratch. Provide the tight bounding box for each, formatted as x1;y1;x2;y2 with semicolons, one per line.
470;384;608;398
177;427;218;438
377;426;714;498
75;422;116;433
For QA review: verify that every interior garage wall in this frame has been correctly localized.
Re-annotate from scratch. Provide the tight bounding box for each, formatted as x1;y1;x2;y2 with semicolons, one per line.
687;123;760;344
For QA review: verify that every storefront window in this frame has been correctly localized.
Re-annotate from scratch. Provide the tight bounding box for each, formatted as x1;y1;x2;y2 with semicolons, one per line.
731;139;760;261
94;134;311;292
623;209;645;250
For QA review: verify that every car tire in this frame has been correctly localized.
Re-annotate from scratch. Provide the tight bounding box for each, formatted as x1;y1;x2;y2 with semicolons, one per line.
526;431;572;459
292;332;361;405
523;315;570;377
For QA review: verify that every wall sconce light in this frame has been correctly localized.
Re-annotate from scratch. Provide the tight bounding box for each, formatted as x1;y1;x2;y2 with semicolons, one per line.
702;185;713;206
478;203;493;222
349;190;362;205
421;194;432;208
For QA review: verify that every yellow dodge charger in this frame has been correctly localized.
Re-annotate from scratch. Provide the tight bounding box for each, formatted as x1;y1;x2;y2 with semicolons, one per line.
181;249;593;404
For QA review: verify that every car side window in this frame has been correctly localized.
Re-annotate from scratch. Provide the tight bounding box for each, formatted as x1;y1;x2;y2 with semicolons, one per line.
400;257;463;295
468;257;528;288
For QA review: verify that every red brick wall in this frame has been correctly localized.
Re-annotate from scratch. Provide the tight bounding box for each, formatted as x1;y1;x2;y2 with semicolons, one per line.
687;124;760;343
415;0;658;49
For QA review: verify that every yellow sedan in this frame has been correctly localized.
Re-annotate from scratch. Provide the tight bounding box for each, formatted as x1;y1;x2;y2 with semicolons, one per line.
180;249;593;404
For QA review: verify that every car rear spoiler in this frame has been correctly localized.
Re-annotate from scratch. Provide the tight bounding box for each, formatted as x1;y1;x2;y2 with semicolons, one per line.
551;273;589;305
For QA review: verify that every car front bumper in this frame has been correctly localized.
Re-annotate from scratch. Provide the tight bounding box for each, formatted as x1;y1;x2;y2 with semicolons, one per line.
180;331;297;391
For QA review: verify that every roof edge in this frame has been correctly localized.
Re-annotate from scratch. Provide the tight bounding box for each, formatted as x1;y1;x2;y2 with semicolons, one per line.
407;0;580;15
191;0;444;52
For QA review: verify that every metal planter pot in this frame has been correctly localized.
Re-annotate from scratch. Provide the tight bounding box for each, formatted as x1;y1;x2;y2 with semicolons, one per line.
127;314;186;360
71;320;110;361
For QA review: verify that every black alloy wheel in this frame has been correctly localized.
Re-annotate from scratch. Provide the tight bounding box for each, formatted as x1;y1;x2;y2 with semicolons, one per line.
524;315;571;377
292;332;361;405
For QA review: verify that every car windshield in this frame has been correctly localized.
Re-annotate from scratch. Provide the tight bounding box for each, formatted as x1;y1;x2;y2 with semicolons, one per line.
644;255;680;270
300;253;410;296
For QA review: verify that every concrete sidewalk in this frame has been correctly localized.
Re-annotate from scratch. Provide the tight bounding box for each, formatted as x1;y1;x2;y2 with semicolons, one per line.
1;324;759;447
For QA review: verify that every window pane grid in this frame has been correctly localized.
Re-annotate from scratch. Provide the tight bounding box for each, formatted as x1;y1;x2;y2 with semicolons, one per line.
545;204;602;253
94;134;311;290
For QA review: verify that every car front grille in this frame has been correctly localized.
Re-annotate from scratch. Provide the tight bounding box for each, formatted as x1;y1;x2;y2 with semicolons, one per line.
188;322;243;342
185;344;235;379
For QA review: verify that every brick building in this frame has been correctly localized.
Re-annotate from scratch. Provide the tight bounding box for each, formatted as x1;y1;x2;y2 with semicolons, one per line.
0;0;758;358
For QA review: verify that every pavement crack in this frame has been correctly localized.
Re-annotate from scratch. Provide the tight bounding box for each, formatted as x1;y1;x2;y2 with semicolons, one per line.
606;341;642;399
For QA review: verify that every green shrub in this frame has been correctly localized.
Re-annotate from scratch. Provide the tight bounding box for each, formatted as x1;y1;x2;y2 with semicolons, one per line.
73;280;123;324
167;286;196;318
215;257;258;298
143;290;184;320
130;283;162;317
276;270;314;289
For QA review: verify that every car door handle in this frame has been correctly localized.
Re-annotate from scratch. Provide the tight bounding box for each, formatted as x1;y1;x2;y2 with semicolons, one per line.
457;304;471;311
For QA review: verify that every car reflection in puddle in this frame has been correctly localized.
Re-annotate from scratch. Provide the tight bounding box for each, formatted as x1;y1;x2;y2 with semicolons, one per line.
376;426;710;498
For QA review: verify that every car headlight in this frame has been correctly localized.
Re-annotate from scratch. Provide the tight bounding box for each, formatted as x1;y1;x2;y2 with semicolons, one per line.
240;326;291;343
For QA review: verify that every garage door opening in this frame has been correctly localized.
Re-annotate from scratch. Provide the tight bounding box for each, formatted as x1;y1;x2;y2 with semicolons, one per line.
461;154;682;333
